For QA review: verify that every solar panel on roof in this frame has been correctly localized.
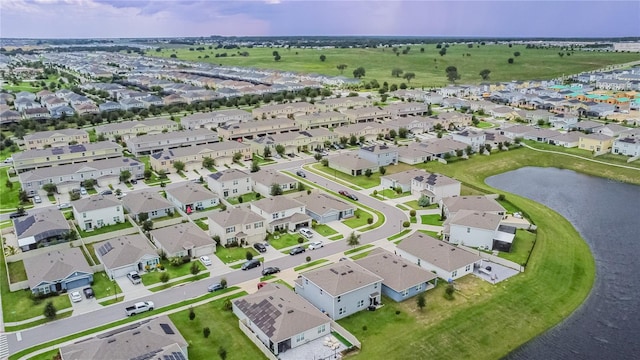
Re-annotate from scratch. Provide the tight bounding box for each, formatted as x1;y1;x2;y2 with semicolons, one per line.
97;242;113;257
51;148;64;155
14;215;35;236
69;144;86;153
159;323;174;335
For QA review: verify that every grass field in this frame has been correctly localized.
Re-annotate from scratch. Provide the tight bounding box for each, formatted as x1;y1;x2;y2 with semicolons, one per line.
1;168;21;211
147;44;640;88
215;245;259;264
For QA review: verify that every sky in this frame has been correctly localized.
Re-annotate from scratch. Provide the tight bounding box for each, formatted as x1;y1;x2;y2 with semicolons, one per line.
1;0;639;39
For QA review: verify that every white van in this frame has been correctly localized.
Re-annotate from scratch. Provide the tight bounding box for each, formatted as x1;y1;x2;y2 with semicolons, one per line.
299;228;314;239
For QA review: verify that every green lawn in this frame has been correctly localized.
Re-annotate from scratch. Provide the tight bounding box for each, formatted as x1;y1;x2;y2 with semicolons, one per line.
523;140;640;169
403;200;439;210
1;168;21;210
273;279;294;290
268;232;305;250
194;218;209;231
421;214;444;226
310;163;379;189
149;272;210;292
294;259;330;272
329;234;344;240
141;260;207;286
499;229;537;266
226;192;260;205
496;198;522;214
418;230;441;239
78;221;134;238
7;260;27;283
375;189;411;199
85;243;101;264
344;244;374;255
476;121;494;128
215;245;259;264
350;251;373;260
342;209;373;228
312;223;338;237
91;271;123;300
388;229;411;241
148;45;640;88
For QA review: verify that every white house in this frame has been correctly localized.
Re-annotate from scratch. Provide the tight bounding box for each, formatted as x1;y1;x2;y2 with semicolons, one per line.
613;135;640;156
249;196;311;232
150;222;216;259
411;172;461;203
122;191;175;221
250;169;298;198
208;207;266;246
441;195;506;219
357;145;398;166
206;169;252;198
444;210;516;251
165;182;219;213
294;262;383;320
95;234;160;279
396;232;482;281
72;195;124;232
380;169;426;193
451;129;486;152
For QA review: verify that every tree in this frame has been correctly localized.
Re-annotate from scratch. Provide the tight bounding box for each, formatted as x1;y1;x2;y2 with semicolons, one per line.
218;346;227;360
275;144;285;155
403;72;415;83
445;66;460;83
391;68;403;77
274;53;281;61
119;170;131;183
262;146;272;158
142;220;154;232
319;54;326;62
558;52;565;58
173;161;185;173
337;64;347;74
466;145;473;155
203;327;211;338
479;69;491;80
445;284;455;300
485;143;492;152
42;183;58;196
250;159;260;173
417;293;426;311
44;301;57;319
379;166;387;175
417;195;430;207
202;157;215;168
508;58;514;64
439;47;447;56
246;251;254;261
389;129;397;138
314;153;322;161
160;272;170;283
190;261;200;275
398;127;408;139
353;67;366;79
232;152;243;163
514;51;521;57
19;190;29;204
270;183;283;196
365;168;373;178
347;232;360;248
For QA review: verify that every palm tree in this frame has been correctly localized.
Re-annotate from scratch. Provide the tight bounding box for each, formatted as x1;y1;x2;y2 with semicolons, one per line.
347;232;360;248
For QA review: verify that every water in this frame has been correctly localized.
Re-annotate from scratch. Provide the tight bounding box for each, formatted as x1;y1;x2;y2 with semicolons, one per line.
485;167;640;360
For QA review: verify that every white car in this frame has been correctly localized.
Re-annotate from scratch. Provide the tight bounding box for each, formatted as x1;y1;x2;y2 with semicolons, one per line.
299;228;314;239
33;195;42;204
57;203;72;210
80;187;87;195
199;255;212;266
308;241;324;250
70;291;82;303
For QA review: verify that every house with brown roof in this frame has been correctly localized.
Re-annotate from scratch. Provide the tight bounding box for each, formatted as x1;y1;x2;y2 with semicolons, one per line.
232;283;331;356
295;262;383;320
23;248;93;295
396;232;483;281
149;141;252;172
94;234;160;279
121;190;175;221
72;194;124;232
355;248;437;302
293;192;356;223
165;182;219;213
95;118;179;141
150;222;216;259
12;141;123;173
59;315;187;360
252;102;317;119
208;207;266;246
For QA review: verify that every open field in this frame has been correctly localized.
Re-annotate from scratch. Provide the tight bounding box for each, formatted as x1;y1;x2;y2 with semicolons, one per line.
148;44;640;88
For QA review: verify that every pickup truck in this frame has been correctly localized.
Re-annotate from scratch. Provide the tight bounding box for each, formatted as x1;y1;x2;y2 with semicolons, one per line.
125;301;154;316
127;271;141;284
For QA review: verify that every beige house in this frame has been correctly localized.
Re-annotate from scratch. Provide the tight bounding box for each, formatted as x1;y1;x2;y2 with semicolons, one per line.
252;102;318;119
95;118;179;141
249;128;337;154
12;141;123;173
384;102;429;118
441;195;506;219
250;196;311;232
165;182;219;213
122;190;175;220
181;109;253;130
149;141;252;172
328;153;378;176
206;168;252;198
150;222;216;258
125;128;219;156
430;112;472;129
251;169;299;198
315;96;373;112
23;129;90;150
333;122;391;141
208;207;266;246
217;118;300;141
343;107;392;123
294;112;350;129
578;133;614;154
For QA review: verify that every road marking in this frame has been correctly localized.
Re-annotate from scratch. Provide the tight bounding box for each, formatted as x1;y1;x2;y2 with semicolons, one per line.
0;334;9;359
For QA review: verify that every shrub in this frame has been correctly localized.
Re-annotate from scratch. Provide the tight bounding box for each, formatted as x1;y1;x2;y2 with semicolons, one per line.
43;301;57;320
445;284;455;300
160;272;170;283
297;237;304;244
189;308;196;320
362;325;368;331
395;310;401;315
203;327;211;338
306;256;311;262
367;217;373;224
402;221;410;228
409;209;416;217
190;261;200;275
222;299;232;311
220;278;227;288
246;251;253;261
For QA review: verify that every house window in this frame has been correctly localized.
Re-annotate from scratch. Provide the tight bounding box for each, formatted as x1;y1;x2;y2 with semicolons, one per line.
465;264;471;272
232;180;238;185
114;216;120;222
320;289;323;295
337;296;341;302
97;219;104;227
254;222;263;229
296;333;305;343
226;237;236;244
317;324;326;334
246;225;250;230
338;307;346;315
452;270;458;278
226;226;235;233
402;289;409;297
374;283;378;289
272;213;279;220
467;227;471;233
83;213;87;218
233;189;238;194
357;299;364;308
416;284;423;291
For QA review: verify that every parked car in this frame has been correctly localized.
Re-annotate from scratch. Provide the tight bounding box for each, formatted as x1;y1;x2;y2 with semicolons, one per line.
100;190;113;195
57;203;72;210
287;153;295;158
262;266;280;276
33;195;42;204
241;259;261;270
253;243;267;253
289;246;306;255
207;283;225;292
130;179;138;184
308;241;324;250
199;255;212;266
299;228;314;239
125;301;154;316
296;170;306;178
338;190;349;196
70;291;82;303
9;211;27;219
127;271;142;284
83;287;94;299
347;193;359;201
3;157;13;163
80;187;87;196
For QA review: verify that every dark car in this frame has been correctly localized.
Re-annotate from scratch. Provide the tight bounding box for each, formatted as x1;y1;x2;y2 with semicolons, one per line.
241;259;261;270
83;287;94;299
253;243;267;253
130;179;138;184
289;246;306;255
100;190;113;195
347;193;359;201
296;170;306;178
262;267;280;276
287;153;295;158
208;283;225;292
338;190;349;196
9;211;27;219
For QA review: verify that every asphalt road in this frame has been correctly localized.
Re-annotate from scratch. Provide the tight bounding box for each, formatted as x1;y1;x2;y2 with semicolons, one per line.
5;157;408;355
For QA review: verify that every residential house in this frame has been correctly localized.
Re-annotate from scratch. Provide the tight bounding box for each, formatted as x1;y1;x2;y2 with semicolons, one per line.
59;316;188;360
206;168;252;198
380;169;427;193
293;192;356;223
23;107;51;120
217;118;300;141
444;210;516;251
333;122;391;142
122;190;175;220
396;232;483;281
585;103;616;117
250;128;337;155
232;283;331;356
396;145;433;165
384;102;429;118
98;101;121;112
597;124;631;137
119;98;145;111
548;132;581;148
388;115;438;134
252;102;317;119
12;142;123;173
181;109;253;130
578;133;614;154
358;145;398;166
250;196;311;232
411;172;461;203
409;138;468;159
501;125;534;139
575;120;604;133
18;157;144;196
95;234;160;279
208;207;266;246
451;129;486;152
484;131;512;148
522;128;562;143
23;129;90;150
328;152;378;176
251;169;299;198
165;182;219;213
315;96;373;112
125;129;219;156
295;262;383;320
355;248;437;302
14;208;71;252
150;141;252;172
343;107;392;123
96;118;179;141
0;109;21;125
548;114;578;130
23;248;93;295
150;222;216;259
294;112;351;130
613;135;640;156
72;195;124;232
441;195;506;219
525;109;553;124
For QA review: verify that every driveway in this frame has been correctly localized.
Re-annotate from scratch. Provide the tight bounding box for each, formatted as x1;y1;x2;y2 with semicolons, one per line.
115;276;153;301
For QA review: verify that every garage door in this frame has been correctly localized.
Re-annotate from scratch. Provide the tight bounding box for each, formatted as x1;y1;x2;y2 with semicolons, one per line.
65;277;91;291
112;265;137;279
322;212;339;223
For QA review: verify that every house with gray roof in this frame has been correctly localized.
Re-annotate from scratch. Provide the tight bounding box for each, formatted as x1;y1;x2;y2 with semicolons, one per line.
208;207;266;246
23;248;93;295
522;128;562;143
444;210;516;252
411;172;461;203
72;194;124;232
122;190;175;221
233;283;331;356
95;234;160;279
250;169;298;198
150;222;216;259
328;153;378;176
295;262;383;320
548;132;581;148
575;120;604;133
165;182;219;213
14;208;71;252
613;133;640;156
293;192;355;223
396;232;483;281
23;129;90;150
125;128;219;156
180;109;252;130
380;169;427;193
250;196;311;232
59;315;187;360
12;141;123;173
149;141;252;172
206;168;252;198
0;109;21;125
451;129;486;151
441;195;506;219
409;138;468;159
355;248;437;302
358;145;398;166
96;118;179;141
